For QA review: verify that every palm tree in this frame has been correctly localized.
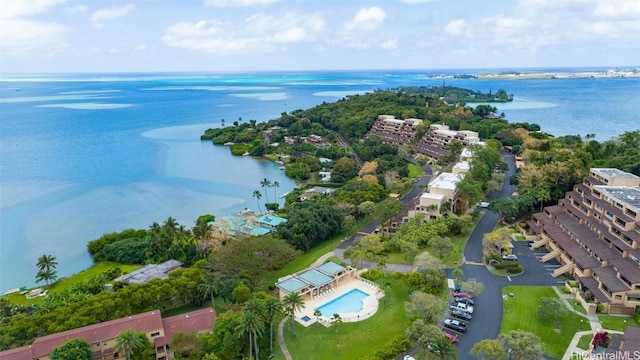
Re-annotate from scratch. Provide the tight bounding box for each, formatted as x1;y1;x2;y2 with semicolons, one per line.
282;292;305;336
197;273;219;310
331;313;342;333
236;300;265;360
252;190;263;214
272;181;280;201
428;334;458;360
263;296;282;355
35;254;58;287
114;329;147;360
260;178;271;203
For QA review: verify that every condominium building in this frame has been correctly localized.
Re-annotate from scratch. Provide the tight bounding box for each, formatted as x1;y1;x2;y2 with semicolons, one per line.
0;308;216;360
413;124;480;162
528;168;640;315
390;170;464;228
365;115;422;147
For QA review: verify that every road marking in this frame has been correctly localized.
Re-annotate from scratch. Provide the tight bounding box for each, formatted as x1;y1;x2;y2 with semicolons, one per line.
507;276;512;282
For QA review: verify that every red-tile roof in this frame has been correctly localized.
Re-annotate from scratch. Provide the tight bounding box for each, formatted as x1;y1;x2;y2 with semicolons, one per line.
31;310;164;358
161;308;216;345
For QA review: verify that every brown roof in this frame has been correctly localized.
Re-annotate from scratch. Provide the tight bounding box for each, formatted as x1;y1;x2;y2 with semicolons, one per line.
31;310;164;358
0;346;33;360
621;326;640;352
593;266;630;293
161;308;216;346
579;276;611;303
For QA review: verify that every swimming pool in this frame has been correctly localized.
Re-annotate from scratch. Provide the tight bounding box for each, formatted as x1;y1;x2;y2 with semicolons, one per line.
316;288;370;316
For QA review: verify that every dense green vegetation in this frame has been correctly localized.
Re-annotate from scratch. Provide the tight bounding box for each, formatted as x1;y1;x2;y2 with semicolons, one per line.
3;84;638;359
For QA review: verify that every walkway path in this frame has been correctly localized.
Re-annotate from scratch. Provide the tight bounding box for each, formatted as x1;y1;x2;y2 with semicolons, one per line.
277;318;293;360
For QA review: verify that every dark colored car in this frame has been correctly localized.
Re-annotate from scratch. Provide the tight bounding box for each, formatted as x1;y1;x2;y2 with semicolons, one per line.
455;297;474;305
444;318;467;332
453;291;471;298
451;309;472;321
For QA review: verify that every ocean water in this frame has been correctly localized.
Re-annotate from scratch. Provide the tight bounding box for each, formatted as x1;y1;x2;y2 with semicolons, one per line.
1;70;638;291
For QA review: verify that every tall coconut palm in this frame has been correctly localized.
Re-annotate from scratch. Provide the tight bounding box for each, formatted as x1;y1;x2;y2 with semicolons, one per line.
252;190;263;214
263;296;282;355
272;181;280;201
260;178;271;203
236;302;265;360
282;292;305;336
35;254;58;287
197;273;219;310
114;329;147;360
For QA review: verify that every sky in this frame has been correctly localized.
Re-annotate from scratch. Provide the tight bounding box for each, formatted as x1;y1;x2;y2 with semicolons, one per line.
1;0;639;73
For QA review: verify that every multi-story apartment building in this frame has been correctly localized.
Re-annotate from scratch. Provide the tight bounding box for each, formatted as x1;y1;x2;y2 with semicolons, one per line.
0;308;216;360
390;170;465;228
365;115;422;147
528;168;640;315
413;124;480;162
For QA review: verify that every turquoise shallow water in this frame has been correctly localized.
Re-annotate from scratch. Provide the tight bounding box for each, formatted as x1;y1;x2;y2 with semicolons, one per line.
1;70;638;291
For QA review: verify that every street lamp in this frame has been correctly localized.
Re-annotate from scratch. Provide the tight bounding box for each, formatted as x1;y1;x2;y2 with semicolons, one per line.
357;315;360;325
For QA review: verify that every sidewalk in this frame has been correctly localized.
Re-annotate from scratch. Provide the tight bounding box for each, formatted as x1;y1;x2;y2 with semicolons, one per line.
551;287;623;360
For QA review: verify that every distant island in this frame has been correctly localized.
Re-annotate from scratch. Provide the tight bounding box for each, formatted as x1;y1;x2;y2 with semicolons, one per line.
426;67;640;80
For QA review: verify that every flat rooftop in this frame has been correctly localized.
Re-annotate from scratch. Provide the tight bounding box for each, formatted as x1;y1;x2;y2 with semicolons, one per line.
595;186;640;209
429;172;461;190
592;168;640;179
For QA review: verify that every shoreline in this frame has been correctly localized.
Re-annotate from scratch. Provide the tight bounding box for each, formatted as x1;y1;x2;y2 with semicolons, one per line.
426;68;640;80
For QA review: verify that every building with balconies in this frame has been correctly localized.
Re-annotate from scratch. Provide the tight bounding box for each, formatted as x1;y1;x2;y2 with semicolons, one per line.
528;168;640;315
365;115;422;146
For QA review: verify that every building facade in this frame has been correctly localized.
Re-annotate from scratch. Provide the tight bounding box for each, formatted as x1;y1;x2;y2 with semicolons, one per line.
1;308;216;360
528;168;640;315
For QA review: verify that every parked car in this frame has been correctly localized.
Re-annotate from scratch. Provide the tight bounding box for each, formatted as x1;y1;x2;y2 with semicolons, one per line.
403;355;416;360
453;290;471;298
444;332;459;344
444;318;467;332
451;309;472;321
450;302;474;314
477;201;490;208
502;254;518;261
454;297;474;305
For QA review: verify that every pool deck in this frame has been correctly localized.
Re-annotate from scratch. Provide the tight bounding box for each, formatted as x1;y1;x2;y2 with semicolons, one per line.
294;277;384;327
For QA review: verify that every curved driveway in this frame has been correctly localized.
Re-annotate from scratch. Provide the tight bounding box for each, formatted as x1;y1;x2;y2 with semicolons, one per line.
333;151;562;358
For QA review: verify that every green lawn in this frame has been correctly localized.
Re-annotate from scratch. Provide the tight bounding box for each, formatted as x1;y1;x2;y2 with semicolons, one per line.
577;334;592;350
408;163;424;178
3;262;141;306
282;274;413;360
260;216;373;291
501;286;591;359
599;314;639;332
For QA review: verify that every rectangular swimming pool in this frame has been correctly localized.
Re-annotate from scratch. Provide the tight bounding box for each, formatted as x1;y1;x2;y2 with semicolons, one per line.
315;288;369;316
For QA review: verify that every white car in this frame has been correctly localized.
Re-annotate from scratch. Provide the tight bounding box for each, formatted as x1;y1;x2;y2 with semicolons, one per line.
404;355;416;360
477;201;490;208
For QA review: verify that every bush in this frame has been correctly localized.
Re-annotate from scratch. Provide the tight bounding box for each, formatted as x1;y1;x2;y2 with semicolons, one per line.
361;269;383;281
370;335;410;360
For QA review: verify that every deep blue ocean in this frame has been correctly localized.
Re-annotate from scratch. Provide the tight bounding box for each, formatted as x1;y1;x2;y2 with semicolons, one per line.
1;70;639;291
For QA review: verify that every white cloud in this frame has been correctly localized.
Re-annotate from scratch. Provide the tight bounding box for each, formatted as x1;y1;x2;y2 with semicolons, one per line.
443;19;466;35
91;4;135;28
162;11;325;54
2;0;67;19
380;39;397;49
399;0;437;4
135;44;148;51
345;7;387;32
204;0;278;7
0;19;68;55
593;0;640;18
66;4;88;13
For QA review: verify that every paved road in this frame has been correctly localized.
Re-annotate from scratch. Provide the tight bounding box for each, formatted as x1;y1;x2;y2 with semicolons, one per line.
332;150;562;359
